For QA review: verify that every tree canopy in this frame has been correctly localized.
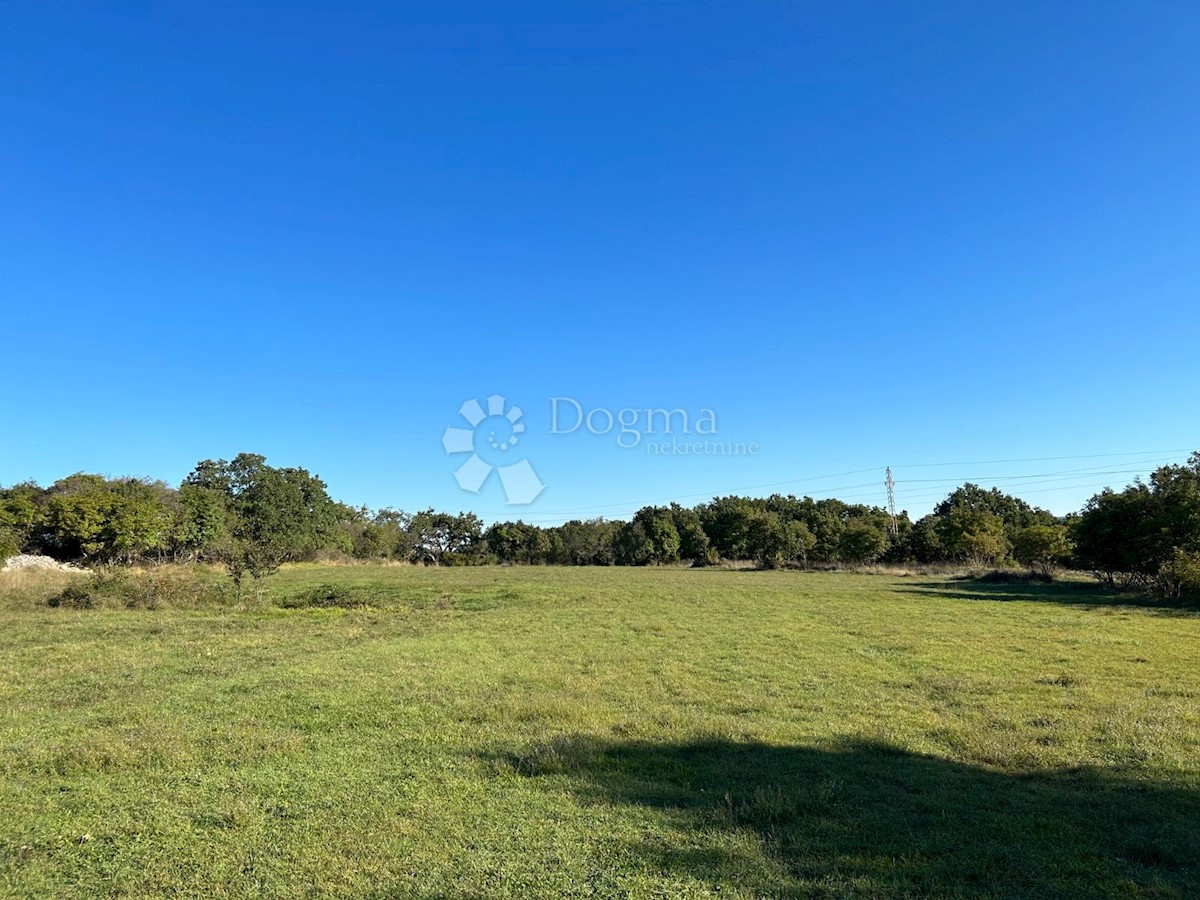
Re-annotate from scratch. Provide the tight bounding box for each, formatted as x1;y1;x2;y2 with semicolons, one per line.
5;451;1200;601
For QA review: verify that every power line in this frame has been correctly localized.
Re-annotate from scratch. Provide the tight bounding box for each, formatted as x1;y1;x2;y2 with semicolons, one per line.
818;461;1180;503
479;449;1193;524
522;467;881;517
523;469;1173;522
888;472;1158;507
895;462;1173;485
736;465;1171;507
895;448;1192;468
521;452;1186;518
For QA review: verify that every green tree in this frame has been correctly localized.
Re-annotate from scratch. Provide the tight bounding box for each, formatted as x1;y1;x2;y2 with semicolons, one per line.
43;474;112;560
552;519;620;565
1162;549;1200;602
185;454;339;593
906;515;944;563
837;520;889;565
640;508;681;564
615;507;681;565
40;475;171;563
938;507;1010;565
486;521;550;564
802;499;849;564
375;508;416;560
934;484;1056;544
1074;454;1200;595
172;487;230;564
0;482;44;559
699;496;761;561
331;504;388;560
748;512;816;568
408;510;483;565
669;504;712;565
103;479;174;563
1012;524;1070;576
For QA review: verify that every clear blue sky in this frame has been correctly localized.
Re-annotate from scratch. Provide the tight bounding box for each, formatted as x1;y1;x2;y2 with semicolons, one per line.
3;1;1197;524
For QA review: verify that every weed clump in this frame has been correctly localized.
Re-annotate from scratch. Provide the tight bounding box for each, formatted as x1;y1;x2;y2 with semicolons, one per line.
511;735;603;776
279;583;369;609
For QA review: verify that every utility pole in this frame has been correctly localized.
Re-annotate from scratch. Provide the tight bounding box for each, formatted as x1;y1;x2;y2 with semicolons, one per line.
885;466;897;535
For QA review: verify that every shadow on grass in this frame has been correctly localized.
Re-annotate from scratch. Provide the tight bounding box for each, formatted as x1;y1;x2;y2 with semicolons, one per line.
498;736;1198;897
896;578;1200;615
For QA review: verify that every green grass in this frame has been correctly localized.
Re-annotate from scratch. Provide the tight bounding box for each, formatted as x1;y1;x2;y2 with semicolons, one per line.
1;565;1198;898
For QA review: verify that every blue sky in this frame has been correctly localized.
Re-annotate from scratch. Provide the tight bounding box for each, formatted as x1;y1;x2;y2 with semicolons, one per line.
2;1;1197;524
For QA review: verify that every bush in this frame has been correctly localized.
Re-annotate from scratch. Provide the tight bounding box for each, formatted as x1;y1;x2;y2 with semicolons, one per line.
1013;524;1070;576
47;568;228;609
1161;549;1200;602
278;583;370;609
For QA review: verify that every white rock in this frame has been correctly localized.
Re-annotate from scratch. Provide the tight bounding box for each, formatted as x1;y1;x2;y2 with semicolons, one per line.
1;554;87;573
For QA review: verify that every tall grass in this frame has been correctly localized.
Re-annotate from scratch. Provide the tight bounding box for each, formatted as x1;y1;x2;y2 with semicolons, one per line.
1;565;232;611
0;568;86;610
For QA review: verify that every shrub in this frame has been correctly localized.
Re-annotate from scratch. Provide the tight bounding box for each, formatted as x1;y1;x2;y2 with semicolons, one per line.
1013;524;1070;576
47;568;228;609
48;579;104;609
1161;549;1200;602
279;583;368;609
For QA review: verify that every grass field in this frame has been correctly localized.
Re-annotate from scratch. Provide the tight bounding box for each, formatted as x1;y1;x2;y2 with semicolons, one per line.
1;566;1198;898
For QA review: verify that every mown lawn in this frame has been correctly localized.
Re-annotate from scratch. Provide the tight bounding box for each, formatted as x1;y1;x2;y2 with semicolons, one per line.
1;566;1198;898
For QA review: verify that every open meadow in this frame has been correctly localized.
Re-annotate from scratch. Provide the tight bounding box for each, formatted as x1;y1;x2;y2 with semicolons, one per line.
1;565;1198;898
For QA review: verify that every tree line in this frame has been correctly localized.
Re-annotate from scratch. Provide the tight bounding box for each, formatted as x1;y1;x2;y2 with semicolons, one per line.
2;452;1198;599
